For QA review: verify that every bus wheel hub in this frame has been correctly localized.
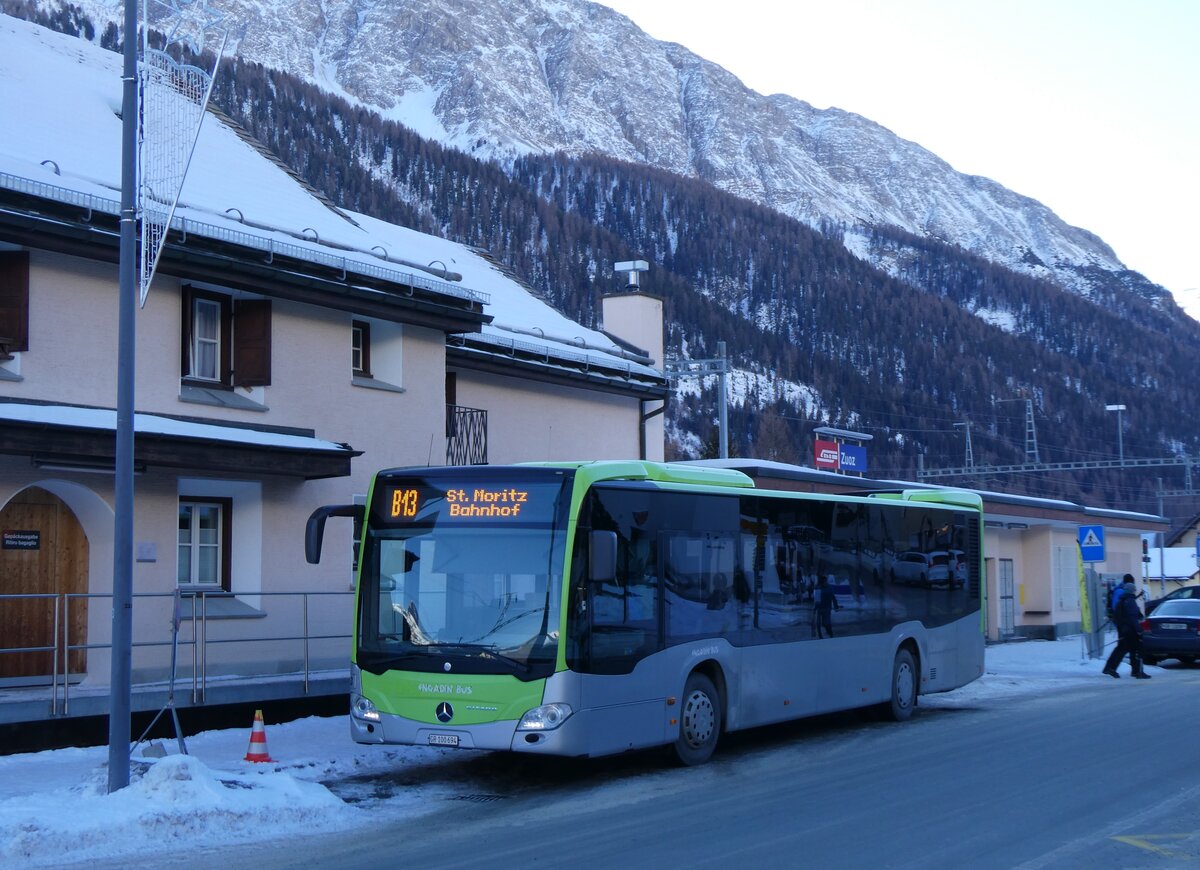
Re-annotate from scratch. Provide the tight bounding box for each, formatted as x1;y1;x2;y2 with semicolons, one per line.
682;690;715;747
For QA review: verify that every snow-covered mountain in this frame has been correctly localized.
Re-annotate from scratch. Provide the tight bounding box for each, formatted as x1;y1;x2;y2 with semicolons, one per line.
60;0;1167;308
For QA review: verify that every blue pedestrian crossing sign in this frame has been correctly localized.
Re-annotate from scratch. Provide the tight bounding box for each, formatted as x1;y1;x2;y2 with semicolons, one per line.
1078;525;1106;562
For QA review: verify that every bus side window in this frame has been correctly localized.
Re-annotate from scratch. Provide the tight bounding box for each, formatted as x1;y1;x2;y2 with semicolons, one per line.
664;532;736;643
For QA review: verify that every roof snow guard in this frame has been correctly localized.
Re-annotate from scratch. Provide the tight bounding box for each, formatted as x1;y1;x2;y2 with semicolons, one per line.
448;333;670;399
0;172;490;334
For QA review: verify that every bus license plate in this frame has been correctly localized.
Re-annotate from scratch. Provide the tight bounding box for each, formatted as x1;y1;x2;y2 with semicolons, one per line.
1160;622;1187;630
428;733;459;747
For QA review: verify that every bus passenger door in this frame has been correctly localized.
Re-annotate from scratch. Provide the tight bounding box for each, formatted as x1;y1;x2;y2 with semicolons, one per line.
578;527;667;755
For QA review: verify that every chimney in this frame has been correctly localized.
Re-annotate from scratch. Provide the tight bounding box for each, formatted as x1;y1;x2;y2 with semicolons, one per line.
603;260;665;462
603;260;663;366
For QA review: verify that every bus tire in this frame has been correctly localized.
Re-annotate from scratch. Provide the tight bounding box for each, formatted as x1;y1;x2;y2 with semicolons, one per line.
673;672;721;766
882;647;917;722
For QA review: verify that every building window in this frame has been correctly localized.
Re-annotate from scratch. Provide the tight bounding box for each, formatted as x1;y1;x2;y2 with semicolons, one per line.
352;320;371;377
178;497;232;591
181;286;272;387
192;297;222;381
0;251;30;359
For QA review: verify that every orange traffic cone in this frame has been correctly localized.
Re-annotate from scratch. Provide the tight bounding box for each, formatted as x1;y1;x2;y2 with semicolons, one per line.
243;709;274;762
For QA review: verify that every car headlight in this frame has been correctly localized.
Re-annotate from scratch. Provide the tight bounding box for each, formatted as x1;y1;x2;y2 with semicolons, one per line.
517;703;574;731
352;693;380;722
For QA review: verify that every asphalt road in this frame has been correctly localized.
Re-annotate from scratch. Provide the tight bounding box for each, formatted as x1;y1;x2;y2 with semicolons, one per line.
166;663;1200;868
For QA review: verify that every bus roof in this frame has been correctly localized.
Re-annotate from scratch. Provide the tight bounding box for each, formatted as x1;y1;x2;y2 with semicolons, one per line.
518;460;754;488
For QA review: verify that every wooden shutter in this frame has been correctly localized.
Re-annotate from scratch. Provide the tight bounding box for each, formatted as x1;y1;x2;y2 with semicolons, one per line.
232;299;271;386
0;251;31;354
180;285;195;377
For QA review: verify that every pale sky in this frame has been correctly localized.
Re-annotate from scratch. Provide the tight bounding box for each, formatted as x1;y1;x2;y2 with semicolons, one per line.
597;0;1199;305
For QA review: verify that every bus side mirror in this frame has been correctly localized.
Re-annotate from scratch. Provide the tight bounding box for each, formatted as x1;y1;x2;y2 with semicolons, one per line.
305;504;364;564
589;530;617;583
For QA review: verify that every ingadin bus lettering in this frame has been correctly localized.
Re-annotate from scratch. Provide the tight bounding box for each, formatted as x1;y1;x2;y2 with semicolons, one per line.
417;683;473;695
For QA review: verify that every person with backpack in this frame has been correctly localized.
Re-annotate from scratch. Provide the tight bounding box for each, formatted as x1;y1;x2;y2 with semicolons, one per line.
1103;576;1150;679
1108;580;1126;623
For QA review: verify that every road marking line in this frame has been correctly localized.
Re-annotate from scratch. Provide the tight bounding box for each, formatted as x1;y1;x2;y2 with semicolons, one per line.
1111;834;1193;858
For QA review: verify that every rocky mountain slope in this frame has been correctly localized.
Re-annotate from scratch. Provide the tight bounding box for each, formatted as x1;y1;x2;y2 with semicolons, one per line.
9;1;1198;523
61;0;1169;307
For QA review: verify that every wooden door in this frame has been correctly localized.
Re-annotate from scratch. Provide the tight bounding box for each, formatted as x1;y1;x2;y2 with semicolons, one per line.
0;488;88;679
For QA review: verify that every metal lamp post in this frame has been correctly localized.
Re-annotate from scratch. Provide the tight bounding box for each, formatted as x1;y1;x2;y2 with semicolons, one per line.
1105;404;1126;463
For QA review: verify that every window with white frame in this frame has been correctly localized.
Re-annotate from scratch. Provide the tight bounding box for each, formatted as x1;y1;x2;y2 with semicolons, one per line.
352;320;371;377
191;297;222;381
178;497;231;590
350;319;403;392
180;285;272;388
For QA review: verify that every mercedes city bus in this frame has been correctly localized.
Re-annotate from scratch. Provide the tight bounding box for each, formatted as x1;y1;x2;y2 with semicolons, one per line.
306;460;984;765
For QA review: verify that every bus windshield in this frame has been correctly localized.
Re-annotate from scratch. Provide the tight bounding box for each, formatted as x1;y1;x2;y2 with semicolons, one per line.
356;470;571;679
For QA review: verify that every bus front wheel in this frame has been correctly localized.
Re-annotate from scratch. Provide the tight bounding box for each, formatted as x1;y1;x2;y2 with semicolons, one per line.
882;648;917;722
673;672;721;765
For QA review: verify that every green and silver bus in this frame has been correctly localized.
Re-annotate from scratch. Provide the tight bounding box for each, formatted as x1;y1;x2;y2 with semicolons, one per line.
306;460;984;765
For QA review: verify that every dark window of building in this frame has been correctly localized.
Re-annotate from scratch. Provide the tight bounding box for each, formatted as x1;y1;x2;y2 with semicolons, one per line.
0;251;31;356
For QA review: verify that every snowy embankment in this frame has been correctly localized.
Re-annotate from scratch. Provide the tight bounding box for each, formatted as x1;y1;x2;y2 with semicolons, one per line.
0;638;1111;867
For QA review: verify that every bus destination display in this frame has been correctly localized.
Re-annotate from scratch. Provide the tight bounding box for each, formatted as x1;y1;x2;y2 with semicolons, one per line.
386;484;534;521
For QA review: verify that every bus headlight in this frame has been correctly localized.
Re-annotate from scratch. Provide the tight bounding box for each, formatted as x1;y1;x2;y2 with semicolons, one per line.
352;694;381;723
517;703;573;731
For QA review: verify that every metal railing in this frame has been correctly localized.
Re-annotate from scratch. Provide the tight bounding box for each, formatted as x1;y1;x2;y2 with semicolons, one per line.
446;404;488;466
0;589;352;715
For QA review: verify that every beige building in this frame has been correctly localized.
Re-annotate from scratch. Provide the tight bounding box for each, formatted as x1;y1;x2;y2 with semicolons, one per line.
0;19;666;721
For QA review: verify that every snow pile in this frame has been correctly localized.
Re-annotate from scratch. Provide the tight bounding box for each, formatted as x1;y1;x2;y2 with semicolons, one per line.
0;714;453;867
3;755;347;864
0;638;1124;866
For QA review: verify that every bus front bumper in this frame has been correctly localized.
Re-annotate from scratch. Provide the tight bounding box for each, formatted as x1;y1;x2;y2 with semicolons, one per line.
350;707;591;756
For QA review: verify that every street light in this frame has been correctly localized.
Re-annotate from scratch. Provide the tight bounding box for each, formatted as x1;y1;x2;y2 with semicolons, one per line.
1105;404;1126;463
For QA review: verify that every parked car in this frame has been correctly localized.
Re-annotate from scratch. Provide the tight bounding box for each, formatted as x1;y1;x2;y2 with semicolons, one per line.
1146;585;1200;614
892;551;952;586
1141;599;1200;666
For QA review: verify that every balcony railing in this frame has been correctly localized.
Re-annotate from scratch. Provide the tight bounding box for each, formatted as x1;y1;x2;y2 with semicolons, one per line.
446;404;488;465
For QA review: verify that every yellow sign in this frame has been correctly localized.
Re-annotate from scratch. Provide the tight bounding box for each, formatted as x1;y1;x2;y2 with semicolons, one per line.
1077;542;1092;633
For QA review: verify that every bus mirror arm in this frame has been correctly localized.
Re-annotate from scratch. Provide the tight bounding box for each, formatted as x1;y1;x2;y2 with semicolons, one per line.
589;530;618;583
305;504;365;564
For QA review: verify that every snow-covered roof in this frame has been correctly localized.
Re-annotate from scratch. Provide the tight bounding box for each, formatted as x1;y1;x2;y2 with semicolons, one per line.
0;400;352;453
0;16;663;389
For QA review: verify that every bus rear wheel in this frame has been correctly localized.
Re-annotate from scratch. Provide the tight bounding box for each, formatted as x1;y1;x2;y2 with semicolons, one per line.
881;647;917;722
673;672;721;766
